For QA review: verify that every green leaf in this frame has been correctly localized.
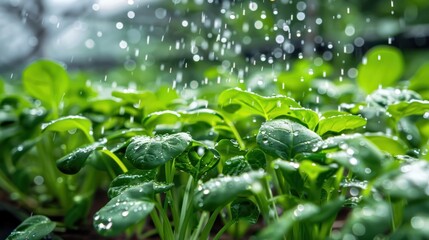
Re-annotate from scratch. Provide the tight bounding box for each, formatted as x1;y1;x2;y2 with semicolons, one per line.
245;148;266;170
375;160;429;201
93;183;157;237
365;133;408;155
335;200;391;239
326;137;389;180
231;198;260;224
215;139;246;161
7;215;56;240
409;62;429;99
223;156;251;176
42;115;94;142
22;60;69;111
126;133;192;169
57;140;105;174
194;171;264;211
112;89;159;114
317;112;367;136
218;88;301;120
108;169;158;198
143;109;224;133
357;46;404;93
257;119;322;160
366;88;421;108
273;160;304;193
387;100;429;119
175;145;220;179
256;201;340;240
298;160;331;184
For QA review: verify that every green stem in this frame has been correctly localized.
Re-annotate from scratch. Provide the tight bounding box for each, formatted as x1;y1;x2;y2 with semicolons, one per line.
150;210;165;240
37;138;70;210
213;220;236;240
177;176;195;240
155;200;174;240
199;208;221;240
98;149;128;173
190;211;209;240
219;113;246;150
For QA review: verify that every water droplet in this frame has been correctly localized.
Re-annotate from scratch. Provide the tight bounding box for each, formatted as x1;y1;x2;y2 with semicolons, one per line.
352;223;366;236
203;189;210;195
122;211;129;217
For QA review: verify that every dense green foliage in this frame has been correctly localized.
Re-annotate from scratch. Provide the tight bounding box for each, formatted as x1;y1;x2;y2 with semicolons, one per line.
2;45;429;239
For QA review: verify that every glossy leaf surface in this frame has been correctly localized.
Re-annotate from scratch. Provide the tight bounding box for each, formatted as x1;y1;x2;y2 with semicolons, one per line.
257;119;322;160
7;215;55;240
126;132;192;169
194;171;264;211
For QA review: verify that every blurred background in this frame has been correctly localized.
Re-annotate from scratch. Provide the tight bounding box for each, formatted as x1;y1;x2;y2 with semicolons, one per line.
1;0;429;90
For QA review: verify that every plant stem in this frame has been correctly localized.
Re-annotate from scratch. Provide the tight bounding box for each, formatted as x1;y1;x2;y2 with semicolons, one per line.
219;112;246;150
150;210;165;240
190;211;209;240
155;200;174;240
99;149;128;173
213;220;236;240
177;176;195;240
199;208;221;240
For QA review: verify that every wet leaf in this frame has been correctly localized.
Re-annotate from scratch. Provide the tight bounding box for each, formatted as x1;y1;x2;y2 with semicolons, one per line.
126;132;192;169
317;112;366;136
409;62;429;99
22;60;69;110
57;140;104;174
256;200;343;240
143;109;224;133
42;115;94;142
257;119;322;160
375;160;429;201
7;215;56;240
231;198;259;224
93;183;157;237
357;46;404;93
274;160;304;193
365;133;408;155
194;171;264;211
326;136;389;180
245;148;266;170
108;169;158;198
387;100;429;119
218;88;301;120
366;88;421;108
335;200;391;240
223;156;251;176
215;139;246;161
175;145;220;179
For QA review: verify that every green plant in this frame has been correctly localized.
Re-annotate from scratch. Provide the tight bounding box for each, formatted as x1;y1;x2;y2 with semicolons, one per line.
3;45;429;239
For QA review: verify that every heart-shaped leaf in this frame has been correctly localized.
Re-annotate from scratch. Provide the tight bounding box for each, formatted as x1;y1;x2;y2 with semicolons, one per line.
7;215;56;240
194;171;264;211
176;145;220;179
126;132;192;169
257;119;322;160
